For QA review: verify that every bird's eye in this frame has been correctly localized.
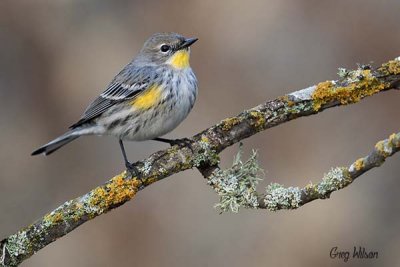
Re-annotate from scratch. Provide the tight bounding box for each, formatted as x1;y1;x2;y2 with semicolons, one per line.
160;44;171;53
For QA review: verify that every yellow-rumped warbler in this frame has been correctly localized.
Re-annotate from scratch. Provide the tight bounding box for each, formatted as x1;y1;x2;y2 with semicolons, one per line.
32;32;198;173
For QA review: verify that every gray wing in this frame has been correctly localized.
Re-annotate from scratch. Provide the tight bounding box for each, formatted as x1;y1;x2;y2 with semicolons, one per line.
70;65;153;128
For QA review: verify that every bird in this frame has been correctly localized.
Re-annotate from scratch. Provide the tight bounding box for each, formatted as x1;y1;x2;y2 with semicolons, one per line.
32;32;198;175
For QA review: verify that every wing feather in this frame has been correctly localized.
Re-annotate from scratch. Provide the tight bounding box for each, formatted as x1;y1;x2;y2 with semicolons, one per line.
70;65;154;128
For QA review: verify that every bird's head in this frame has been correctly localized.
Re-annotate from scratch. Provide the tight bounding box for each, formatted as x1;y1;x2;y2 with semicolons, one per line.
138;32;198;69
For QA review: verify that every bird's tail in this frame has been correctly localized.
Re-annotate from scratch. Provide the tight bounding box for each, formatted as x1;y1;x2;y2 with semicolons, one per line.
31;130;80;156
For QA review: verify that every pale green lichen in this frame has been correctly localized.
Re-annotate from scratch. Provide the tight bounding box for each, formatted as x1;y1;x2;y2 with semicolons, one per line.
264;183;302;211
317;167;352;195
208;144;263;213
337;67;349;78
192;136;220;167
284;101;313;115
41;199;87;227
158;167;167;175
4;230;32;266
263;167;352;211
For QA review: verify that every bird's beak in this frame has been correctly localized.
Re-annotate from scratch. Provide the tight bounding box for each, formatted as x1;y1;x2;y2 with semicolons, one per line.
179;37;198;50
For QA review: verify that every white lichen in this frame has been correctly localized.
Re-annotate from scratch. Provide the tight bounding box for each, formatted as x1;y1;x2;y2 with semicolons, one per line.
342;67;372;84
382;141;393;155
208;144;263;213
141;160;152;175
337;67;349;78
289;86;316;101
192;138;219;167
264;183;302;211
317;167;352;195
6;231;29;257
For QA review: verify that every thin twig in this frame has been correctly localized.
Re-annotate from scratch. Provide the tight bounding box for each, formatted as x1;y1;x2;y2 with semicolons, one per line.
257;132;400;210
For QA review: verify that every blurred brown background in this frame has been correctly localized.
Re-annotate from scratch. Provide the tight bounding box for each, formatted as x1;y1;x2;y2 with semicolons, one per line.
1;0;399;266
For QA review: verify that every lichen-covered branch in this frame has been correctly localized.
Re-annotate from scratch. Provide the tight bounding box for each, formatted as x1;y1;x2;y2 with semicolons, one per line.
258;132;400;210
206;144;263;213
201;132;400;212
1;57;400;266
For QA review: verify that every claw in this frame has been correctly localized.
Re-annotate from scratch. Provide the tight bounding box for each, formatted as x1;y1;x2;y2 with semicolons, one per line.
168;137;192;147
125;162;144;183
153;137;194;152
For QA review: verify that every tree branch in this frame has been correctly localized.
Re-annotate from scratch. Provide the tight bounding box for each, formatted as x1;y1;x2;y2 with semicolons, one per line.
269;131;400;210
201;131;399;212
1;58;400;266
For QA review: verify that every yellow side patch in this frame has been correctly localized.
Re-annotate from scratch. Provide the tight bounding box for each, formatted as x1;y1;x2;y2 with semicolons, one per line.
168;50;190;69
130;85;162;109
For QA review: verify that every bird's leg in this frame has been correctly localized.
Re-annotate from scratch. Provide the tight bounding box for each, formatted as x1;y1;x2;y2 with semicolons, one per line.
153;137;192;147
119;139;141;179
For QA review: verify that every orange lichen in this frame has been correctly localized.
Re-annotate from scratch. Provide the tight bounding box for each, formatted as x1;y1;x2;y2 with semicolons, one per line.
388;133;400;147
353;158;365;171
248;110;266;130
43;212;63;224
312;69;387;111
380;59;400;75
312;81;335;110
89;173;140;211
201;136;209;143
279;95;295;107
375;140;389;157
221;117;241;131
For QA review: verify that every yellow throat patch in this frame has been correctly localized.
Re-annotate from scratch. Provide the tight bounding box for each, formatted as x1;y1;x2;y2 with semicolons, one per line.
168;50;190;69
130;85;162;109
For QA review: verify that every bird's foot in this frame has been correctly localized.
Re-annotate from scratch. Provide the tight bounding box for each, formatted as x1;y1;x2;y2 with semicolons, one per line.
166;137;192;147
169;138;195;154
125;162;144;183
153;137;194;152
